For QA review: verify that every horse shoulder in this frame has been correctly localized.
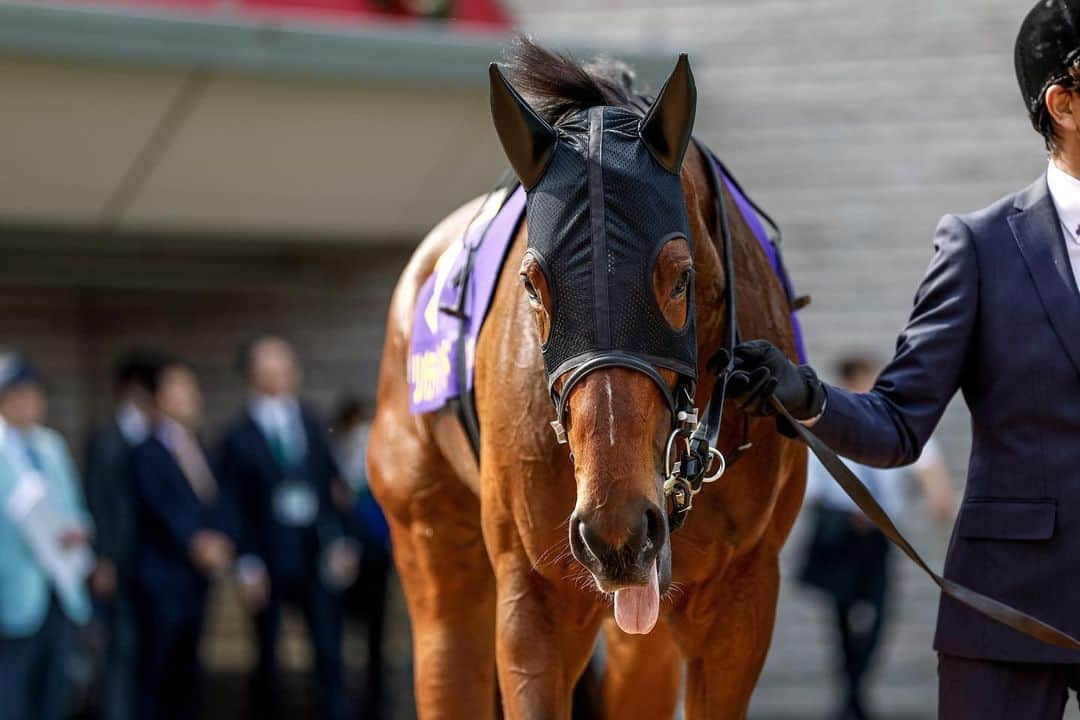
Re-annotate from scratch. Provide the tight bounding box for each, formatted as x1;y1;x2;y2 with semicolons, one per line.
473;223;581;573
369;194;501;516
385;193;501;343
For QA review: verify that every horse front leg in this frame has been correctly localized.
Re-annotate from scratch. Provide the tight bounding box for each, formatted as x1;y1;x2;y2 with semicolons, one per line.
671;548;781;720
601;618;682;720
387;514;497;719
492;554;602;720
369;442;496;719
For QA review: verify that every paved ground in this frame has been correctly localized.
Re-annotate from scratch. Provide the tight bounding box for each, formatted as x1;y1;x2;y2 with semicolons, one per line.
124;509;1079;720
752;512;1080;720
749;512;943;719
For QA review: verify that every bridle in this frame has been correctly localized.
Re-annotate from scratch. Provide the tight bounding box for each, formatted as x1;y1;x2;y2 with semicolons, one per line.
547;137;751;532
483;85;1080;652
657;139;748;532
481;54;1080;650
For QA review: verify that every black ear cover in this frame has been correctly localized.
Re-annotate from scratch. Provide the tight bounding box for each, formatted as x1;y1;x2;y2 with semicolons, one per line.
639;54;697;173
489;63;558;190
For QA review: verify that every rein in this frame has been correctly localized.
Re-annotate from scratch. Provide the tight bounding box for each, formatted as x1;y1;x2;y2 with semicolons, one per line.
463;127;1080;653
661;139;744;531
678;145;1080;651
684;144;1080;650
777;399;1080;650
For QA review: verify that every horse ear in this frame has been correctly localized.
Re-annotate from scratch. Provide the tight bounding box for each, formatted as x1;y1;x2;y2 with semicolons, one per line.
489;63;557;191
639;54;697;173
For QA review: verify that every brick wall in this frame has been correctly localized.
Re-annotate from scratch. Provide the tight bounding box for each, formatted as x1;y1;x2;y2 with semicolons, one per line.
0;241;409;463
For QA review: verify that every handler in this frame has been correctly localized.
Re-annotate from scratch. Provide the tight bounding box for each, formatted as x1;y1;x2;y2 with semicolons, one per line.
728;1;1080;716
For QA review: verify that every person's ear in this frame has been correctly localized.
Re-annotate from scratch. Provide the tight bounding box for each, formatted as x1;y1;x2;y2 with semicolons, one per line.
1046;84;1079;136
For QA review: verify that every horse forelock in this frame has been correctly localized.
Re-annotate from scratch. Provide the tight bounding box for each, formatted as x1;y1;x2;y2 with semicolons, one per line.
504;36;648;127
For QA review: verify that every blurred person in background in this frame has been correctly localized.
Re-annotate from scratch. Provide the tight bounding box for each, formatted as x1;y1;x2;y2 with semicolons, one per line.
133;358;233;720
85;351;163;720
219;335;356;720
0;352;95;720
333;396;391;718
799;354;956;720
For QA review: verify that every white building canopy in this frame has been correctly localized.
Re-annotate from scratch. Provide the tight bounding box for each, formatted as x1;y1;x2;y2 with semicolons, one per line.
0;2;668;243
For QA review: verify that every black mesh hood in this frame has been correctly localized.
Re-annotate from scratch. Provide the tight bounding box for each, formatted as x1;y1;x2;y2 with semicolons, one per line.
1016;0;1080;117
524;106;696;390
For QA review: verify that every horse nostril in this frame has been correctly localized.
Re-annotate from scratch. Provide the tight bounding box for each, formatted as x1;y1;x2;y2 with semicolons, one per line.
571;505;666;574
644;505;665;550
577;517;608;563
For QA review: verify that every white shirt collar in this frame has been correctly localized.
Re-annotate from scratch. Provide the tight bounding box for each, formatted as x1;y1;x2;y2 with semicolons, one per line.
1046;160;1080;245
248;394;299;432
248;394;307;465
116;402;150;446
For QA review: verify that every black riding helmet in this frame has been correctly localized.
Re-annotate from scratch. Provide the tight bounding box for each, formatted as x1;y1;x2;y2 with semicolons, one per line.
1017;0;1080;127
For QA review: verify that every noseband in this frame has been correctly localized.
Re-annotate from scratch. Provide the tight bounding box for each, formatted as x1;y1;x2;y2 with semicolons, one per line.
548;353;681;444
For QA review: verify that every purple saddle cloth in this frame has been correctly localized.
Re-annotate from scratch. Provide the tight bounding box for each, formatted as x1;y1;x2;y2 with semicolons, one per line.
407;157;807;416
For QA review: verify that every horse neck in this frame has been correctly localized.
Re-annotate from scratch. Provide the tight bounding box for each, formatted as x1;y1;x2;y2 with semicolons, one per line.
688;152;796;366
686;151;737;372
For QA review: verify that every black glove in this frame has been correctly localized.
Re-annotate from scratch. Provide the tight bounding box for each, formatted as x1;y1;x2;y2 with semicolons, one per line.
724;340;826;423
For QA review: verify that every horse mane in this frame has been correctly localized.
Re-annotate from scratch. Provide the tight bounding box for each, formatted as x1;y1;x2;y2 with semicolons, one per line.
504;37;648;127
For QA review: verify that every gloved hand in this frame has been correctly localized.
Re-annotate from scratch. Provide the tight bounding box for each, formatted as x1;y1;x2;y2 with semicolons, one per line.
721;340;826;424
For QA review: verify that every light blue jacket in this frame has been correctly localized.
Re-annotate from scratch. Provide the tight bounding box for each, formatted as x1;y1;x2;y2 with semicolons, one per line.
0;421;93;637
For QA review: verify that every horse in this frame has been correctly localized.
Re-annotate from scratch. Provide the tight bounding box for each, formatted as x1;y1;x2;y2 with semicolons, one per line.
368;40;806;719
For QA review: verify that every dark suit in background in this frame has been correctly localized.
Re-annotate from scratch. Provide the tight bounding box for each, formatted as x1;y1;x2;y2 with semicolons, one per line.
133;433;227;720
219;404;348;720
85;418;142;720
810;177;1080;714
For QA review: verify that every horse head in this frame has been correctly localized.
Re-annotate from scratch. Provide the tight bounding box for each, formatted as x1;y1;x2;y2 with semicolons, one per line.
490;45;704;635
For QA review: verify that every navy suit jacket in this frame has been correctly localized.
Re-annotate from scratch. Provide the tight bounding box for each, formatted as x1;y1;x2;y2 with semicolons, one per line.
814;175;1080;662
217;406;343;582
85;421;137;579
132;436;226;619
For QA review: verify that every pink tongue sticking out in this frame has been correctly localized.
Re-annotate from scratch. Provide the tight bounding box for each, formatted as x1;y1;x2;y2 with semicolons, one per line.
613;561;660;635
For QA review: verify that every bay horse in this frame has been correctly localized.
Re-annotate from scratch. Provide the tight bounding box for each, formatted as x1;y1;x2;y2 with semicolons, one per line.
368;40;806;719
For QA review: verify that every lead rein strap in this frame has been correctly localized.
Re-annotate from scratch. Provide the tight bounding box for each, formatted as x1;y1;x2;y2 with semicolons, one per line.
696;142;1080;650
773;397;1080;651
692;140;739;453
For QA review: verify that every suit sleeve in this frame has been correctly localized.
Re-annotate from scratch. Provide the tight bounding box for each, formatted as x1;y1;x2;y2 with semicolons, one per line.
812;214;979;467
309;419;345;548
216;434;258;560
133;446;200;557
84;433;117;560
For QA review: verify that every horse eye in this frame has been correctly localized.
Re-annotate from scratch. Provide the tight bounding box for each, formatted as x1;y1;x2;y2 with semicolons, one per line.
670;269;692;299
520;275;541;304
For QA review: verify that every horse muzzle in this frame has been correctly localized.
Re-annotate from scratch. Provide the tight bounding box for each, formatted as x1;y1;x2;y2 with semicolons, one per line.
569;501;672;635
569;498;668;590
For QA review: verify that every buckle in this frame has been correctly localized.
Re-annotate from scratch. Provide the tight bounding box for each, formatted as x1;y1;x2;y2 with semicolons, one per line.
676;408;698;431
